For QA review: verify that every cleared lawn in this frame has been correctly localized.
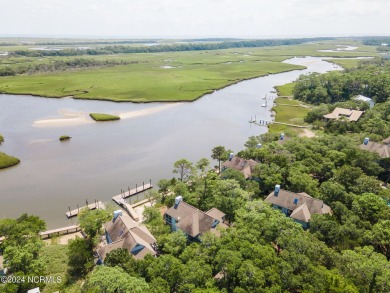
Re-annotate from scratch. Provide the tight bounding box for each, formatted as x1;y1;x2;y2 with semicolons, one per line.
0;152;20;169
269;97;310;134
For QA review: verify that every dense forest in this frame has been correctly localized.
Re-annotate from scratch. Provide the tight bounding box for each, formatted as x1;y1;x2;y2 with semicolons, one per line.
1;133;390;292
9;37;333;57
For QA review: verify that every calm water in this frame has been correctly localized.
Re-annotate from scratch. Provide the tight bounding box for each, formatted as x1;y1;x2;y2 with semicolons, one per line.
0;57;341;228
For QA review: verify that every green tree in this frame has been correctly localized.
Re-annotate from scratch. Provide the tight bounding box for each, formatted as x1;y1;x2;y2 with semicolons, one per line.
173;158;194;182
196;157;210;173
104;248;138;276
211;146;227;172
352;193;387;224
78;209;111;239
340;246;390;293
67;237;94;279
85;266;149;293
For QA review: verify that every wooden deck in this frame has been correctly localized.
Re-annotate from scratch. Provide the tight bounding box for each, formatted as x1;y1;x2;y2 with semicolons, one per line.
112;197;140;221
66;201;104;218
39;225;81;239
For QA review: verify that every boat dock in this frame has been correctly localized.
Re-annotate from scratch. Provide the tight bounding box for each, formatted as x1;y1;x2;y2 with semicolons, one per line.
39;225;81;239
66;200;104;218
112;181;153;202
112;181;153;221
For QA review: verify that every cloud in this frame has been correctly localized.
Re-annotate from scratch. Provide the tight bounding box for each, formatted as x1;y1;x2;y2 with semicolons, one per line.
0;0;389;37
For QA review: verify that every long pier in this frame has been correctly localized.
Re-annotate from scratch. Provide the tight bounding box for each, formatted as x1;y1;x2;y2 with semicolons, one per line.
39;225;81;239
66;200;104;218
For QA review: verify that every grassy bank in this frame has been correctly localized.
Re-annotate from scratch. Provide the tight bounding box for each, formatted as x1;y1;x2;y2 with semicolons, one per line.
90;113;120;121
327;58;362;69
0;40;378;102
0;152;20;169
275;82;295;96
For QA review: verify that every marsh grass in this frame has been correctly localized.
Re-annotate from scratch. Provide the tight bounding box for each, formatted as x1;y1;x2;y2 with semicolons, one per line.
89;113;120;121
0;152;20;169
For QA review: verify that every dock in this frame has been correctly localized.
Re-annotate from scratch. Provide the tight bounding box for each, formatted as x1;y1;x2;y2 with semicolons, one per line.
39;225;81;239
112;181;153;202
112;181;153;221
66;200;104;218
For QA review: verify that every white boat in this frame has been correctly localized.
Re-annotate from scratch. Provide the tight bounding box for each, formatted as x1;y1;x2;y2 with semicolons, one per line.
261;103;266;107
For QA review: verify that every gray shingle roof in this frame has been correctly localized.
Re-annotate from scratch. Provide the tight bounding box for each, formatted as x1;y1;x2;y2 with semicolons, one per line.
265;189;331;223
98;215;156;260
165;201;226;238
359;141;390;158
222;156;258;179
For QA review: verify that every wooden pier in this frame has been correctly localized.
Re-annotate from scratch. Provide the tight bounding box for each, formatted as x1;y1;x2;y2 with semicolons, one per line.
111;181;153;221
39;225;81;239
66;200;104;218
112;181;153;202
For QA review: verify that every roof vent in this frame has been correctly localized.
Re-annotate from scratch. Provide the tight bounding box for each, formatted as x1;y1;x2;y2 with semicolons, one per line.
113;210;123;222
229;152;234;161
274;184;280;197
175;195;183;208
363;137;369;145
280;133;284;140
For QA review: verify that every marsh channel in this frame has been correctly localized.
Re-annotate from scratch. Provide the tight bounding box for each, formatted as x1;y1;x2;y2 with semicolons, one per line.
0;56;344;228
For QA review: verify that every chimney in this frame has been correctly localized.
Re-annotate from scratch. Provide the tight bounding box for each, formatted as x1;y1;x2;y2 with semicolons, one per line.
274;185;280;197
229;152;234;161
256;143;262;149
174;195;183;208
113;210;123;222
280;133;284;140
363;137;369;145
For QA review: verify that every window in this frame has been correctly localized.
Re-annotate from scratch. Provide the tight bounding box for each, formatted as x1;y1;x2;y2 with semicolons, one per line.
293;198;298;204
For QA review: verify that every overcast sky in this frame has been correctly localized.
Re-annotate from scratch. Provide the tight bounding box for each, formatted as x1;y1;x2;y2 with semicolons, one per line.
1;0;389;38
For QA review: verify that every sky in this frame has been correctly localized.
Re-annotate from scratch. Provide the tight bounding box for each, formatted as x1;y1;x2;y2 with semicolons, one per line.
0;0;389;38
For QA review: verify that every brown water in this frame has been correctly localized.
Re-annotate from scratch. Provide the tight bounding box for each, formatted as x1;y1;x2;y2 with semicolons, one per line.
0;57;342;228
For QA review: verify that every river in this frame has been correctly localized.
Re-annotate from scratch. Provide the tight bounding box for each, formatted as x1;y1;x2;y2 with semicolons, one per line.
0;57;342;228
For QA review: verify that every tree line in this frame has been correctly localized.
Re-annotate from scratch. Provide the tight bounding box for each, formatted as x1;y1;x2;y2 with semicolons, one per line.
0;58;133;76
9;37;333;57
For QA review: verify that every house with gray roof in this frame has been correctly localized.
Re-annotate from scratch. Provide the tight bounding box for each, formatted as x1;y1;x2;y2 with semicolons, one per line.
353;95;375;108
359;137;390;158
164;196;228;241
222;155;258;179
97;210;157;263
265;185;332;229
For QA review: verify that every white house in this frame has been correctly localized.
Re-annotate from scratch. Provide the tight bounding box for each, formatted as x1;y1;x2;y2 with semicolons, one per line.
353;95;375;108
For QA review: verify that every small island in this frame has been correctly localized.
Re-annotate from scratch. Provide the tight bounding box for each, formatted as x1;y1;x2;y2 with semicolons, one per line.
59;135;71;141
0;152;20;169
0;134;4;144
89;113;121;122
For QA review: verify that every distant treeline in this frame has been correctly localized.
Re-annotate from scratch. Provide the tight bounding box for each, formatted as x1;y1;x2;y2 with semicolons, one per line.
0;58;132;76
10;37;333;57
362;37;390;46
